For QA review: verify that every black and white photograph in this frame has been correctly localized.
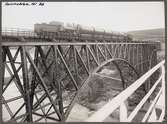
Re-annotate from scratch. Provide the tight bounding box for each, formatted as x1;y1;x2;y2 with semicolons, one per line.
1;1;165;123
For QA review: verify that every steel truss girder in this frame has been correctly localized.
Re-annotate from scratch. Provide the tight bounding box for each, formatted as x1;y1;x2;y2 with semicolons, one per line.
1;40;159;122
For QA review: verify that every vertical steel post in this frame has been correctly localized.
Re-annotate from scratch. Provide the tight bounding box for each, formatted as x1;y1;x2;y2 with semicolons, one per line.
53;46;64;120
0;45;3;122
2;47;6;89
30;46;38;109
20;46;32;122
85;45;90;70
72;45;79;83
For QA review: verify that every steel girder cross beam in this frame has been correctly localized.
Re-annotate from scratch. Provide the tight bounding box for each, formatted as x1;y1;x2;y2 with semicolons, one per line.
1;40;159;122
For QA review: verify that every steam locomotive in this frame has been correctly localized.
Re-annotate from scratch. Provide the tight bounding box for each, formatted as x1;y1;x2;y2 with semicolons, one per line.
34;21;132;41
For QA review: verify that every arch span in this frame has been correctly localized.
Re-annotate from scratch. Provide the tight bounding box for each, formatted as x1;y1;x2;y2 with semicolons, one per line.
65;58;145;121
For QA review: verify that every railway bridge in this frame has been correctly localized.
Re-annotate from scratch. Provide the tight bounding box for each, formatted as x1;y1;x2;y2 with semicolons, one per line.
1;28;165;122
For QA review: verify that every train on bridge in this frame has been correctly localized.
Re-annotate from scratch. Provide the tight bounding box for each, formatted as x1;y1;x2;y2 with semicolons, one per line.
34;21;132;41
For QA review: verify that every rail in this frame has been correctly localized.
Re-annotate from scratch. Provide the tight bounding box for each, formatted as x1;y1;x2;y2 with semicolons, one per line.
86;60;165;122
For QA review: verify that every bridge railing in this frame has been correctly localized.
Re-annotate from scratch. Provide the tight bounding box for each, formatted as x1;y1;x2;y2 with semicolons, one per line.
86;60;165;122
1;28;37;37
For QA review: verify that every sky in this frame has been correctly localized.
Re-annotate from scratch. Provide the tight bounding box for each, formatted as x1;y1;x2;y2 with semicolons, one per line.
2;2;165;32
